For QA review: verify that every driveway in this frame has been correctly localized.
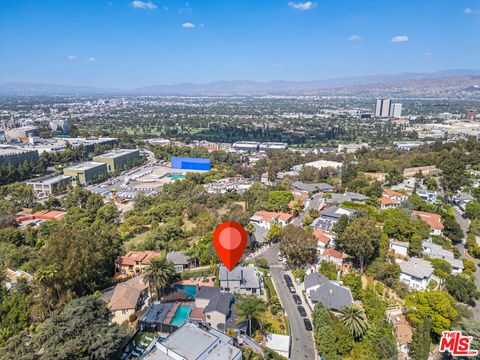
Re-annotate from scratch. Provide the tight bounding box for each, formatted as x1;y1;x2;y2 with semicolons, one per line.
259;243;317;360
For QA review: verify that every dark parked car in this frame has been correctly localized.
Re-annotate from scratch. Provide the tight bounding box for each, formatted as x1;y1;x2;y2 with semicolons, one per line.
297;306;307;317
292;294;302;305
303;318;312;331
284;274;292;285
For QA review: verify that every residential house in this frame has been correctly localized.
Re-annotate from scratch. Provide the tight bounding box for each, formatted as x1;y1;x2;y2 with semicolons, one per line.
313;229;336;253
399;258;434;290
292;181;334;193
389;240;409;258
412;211;444;236
422;241;464;273
105;276;150;324
218;265;262;295
166;251;194;273
116;251;162;276
416;189;438;203
453;192;475;209
249;211;292;230
307;193;326;212
141;322;242;360
288;189;309;210
312;206;357;231
380;196;400;210
138;302;177;333
249;223;268;244
318;248;345;268
4;268;33;291
303;272;354;311
329;192;370;205
383;189;408;203
204;292;234;331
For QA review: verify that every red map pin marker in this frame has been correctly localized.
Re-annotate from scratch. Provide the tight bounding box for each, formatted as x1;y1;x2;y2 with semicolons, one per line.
213;221;248;271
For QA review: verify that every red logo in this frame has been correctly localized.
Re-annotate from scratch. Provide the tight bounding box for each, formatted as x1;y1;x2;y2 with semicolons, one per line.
439;331;478;356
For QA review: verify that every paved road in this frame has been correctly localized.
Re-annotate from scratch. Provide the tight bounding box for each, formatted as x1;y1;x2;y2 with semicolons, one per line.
260;243;317;360
451;206;480;319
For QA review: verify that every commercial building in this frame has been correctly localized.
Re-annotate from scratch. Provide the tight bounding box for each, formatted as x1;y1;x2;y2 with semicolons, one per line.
171;157;211;171
374;99;402;118
389;103;403;118
49;119;70;134
259;142;288;151
27;174;72;197
291;159;343;172
4;126;39;141
232;141;260;151
375;99;392;117
466;109;477;122
92;148;141;172
63;161;108;185
0;147;39;166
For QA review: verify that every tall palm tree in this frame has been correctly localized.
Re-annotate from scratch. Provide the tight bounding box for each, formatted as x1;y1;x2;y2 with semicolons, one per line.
337;305;368;338
237;295;266;337
142;257;176;300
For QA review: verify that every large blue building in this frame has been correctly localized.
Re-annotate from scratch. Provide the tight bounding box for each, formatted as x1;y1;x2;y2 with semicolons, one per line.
171;157;211;171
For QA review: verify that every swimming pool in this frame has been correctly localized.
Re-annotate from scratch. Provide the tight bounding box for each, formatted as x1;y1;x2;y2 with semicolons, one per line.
168;174;186;180
174;284;197;299
170;305;191;327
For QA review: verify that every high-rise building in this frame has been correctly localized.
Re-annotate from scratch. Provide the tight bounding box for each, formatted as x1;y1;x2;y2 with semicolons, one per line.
390;103;402;118
375;99;391;117
375;99;402;118
466;109;477;122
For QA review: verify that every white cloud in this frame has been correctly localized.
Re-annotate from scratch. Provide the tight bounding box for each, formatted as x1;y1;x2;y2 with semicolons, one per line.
131;1;157;10
86;57;98;62
391;35;409;43
182;22;195;29
464;7;473;14
67;55;78;61
348;34;361;41
273;63;284;67
288;1;316;10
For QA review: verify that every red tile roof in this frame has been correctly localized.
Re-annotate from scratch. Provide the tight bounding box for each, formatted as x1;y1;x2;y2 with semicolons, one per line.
313;229;336;245
16;209;65;223
380;197;398;205
412;211;444;231
116;251;162;267
383;189;406;198
322;248;343;259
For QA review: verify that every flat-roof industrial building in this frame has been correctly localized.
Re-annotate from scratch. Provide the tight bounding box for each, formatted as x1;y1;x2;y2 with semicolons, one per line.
0;147;39;166
63;161;108;185
171;157;211;171
92;148;141;172
27;175;72;197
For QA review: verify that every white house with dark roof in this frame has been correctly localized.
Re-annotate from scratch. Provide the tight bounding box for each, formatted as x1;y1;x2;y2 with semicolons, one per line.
422;241;464;274
218;265;262;295
399;258;434;290
303;272;353;311
194;286;234;330
312;206;357;231
389;240;409;258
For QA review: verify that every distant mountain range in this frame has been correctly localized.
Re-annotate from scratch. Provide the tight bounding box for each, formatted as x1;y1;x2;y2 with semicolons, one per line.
1;69;480;97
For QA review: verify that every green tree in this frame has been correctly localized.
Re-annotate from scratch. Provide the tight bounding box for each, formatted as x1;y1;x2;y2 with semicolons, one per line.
318;261;338;280
142;257;176;299
336;215;381;272
236;295;267;336
405;291;458;336
445;274;480;303
454;318;480;356
409;317;431;360
279;225;317;267
267;223;282;243
267;191;294;212
465;202;480;220
337;305;369;339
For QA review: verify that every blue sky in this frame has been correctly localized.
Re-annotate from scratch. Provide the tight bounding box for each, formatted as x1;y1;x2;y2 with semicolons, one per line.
0;0;479;88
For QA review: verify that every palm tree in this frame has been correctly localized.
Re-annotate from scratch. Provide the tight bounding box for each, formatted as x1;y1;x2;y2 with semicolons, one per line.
236;295;266;337
142;257;176;299
337;305;368;338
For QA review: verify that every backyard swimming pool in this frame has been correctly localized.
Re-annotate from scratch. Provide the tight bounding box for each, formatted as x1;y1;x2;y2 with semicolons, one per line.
168;174;186;180
170;305;191;327
174;284;197;299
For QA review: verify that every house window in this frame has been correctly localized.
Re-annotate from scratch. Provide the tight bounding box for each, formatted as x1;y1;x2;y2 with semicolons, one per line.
207;315;211;319
122;310;128;314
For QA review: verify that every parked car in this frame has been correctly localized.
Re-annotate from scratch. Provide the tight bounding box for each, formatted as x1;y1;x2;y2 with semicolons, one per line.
284;274;293;285
292;294;302;305
278;253;283;261
289;286;296;294
297;306;307;317
303;318;312;331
